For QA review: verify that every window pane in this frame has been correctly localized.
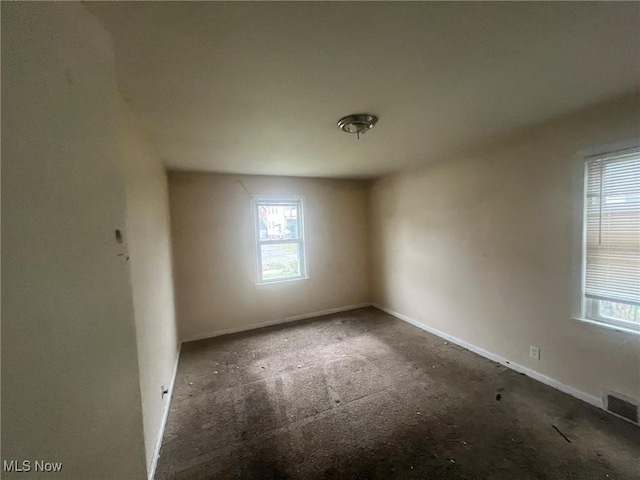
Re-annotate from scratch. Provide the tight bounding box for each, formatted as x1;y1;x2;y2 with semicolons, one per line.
598;300;640;325
257;204;299;240
261;243;301;280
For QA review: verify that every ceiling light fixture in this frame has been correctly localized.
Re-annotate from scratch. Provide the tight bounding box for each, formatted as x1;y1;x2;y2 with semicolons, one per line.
337;114;378;140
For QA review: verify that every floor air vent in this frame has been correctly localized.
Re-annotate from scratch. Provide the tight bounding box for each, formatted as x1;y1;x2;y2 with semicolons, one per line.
605;393;639;424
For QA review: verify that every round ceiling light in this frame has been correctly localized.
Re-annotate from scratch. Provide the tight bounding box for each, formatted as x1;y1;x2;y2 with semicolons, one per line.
337;114;378;139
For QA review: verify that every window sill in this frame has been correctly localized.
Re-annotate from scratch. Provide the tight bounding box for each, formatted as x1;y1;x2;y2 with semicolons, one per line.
571;316;640;335
256;276;310;287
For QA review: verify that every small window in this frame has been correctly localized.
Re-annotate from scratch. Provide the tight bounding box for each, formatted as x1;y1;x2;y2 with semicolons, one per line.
582;147;640;332
254;196;306;283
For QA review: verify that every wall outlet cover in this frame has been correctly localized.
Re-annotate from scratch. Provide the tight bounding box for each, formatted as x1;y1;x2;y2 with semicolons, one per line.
530;346;540;361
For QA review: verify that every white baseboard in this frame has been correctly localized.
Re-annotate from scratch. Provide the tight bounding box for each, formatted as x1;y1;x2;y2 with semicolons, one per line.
372;304;602;409
181;303;372;343
148;343;181;480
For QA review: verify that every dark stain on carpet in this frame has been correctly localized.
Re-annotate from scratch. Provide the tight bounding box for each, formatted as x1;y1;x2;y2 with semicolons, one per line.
155;307;640;479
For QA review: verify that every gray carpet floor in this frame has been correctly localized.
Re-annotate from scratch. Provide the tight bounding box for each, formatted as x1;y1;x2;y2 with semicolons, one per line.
155;307;640;479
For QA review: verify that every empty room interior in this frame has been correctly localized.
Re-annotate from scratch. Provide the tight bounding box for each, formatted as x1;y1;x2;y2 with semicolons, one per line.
3;2;640;479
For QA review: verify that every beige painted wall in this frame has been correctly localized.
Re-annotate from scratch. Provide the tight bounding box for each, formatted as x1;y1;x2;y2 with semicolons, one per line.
2;3;147;478
118;102;179;472
370;93;640;402
169;173;370;340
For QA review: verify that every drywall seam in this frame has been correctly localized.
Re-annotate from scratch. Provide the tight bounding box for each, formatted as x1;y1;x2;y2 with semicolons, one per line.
147;343;181;480
181;303;372;343
372;304;603;409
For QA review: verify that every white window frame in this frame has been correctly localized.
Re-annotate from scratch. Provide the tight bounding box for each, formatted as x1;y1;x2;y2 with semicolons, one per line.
583;298;639;332
253;196;307;284
574;140;640;334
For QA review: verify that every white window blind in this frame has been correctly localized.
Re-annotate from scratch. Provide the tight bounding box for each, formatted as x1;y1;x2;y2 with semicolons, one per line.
584;149;640;308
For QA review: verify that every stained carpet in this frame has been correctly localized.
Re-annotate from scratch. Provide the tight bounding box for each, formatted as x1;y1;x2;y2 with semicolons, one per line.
155;307;639;479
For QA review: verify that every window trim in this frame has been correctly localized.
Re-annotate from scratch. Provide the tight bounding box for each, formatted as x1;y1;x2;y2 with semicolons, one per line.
583;298;640;332
253;195;308;285
571;315;640;336
573;140;640;334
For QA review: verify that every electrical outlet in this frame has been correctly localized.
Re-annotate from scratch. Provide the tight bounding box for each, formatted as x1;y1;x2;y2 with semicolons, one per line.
530;346;540;361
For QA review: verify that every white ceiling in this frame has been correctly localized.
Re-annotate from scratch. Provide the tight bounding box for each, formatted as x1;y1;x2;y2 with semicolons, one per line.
88;2;639;178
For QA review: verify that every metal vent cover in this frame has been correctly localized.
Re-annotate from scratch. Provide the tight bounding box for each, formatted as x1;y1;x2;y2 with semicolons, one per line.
606;392;639;424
